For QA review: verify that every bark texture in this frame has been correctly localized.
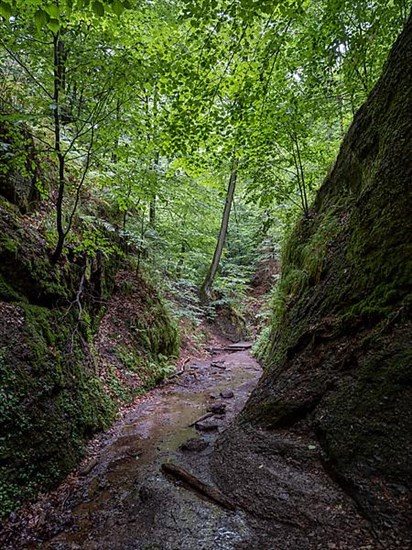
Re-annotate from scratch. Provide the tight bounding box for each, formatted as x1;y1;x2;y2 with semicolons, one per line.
200;163;237;302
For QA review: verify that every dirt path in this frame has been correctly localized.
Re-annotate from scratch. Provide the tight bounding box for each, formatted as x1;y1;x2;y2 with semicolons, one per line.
1;346;261;549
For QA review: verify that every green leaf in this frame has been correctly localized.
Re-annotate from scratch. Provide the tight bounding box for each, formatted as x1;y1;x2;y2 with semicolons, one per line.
34;9;48;30
92;1;104;16
112;0;124;16
47;18;60;32
44;3;60;19
0;1;12;19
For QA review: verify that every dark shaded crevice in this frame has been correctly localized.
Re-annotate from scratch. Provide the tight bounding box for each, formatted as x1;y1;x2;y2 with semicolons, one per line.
315;428;387;548
272;395;324;428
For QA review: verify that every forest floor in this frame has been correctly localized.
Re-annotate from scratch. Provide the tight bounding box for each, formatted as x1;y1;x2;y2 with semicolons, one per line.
0;329;389;550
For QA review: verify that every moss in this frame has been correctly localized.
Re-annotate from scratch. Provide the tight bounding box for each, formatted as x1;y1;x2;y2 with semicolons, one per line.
0;274;26;302
315;326;412;481
0;300;116;519
246;19;412;534
0;235;19;254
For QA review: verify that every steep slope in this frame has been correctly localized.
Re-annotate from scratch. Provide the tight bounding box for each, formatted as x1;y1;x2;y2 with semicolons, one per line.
0;196;178;518
212;13;412;544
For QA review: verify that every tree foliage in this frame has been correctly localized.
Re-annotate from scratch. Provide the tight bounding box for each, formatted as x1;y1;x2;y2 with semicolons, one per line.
0;0;407;291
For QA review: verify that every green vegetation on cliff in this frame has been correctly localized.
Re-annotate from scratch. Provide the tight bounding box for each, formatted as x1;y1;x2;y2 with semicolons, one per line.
0;199;178;517
245;13;412;537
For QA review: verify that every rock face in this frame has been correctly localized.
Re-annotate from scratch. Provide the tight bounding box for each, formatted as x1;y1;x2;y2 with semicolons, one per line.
213;13;412;542
0;195;178;518
0;201;117;519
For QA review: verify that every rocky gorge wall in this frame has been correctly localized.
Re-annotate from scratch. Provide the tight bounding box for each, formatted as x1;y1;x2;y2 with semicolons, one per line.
0;170;178;518
213;13;412;542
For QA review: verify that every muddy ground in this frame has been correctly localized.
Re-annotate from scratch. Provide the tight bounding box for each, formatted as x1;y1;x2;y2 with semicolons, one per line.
0;345;394;549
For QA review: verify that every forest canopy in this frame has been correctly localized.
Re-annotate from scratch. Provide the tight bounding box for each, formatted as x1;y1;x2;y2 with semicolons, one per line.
0;0;408;297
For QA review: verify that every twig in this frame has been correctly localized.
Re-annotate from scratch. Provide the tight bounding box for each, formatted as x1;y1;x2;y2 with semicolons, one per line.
169;357;190;378
74;265;86;321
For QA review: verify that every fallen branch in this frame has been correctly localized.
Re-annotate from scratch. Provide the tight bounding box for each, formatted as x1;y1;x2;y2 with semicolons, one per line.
209;344;252;353
211;362;226;370
169;358;190;378
161;463;236;511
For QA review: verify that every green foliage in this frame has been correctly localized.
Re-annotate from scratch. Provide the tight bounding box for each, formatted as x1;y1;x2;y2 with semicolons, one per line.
1;0;405;282
115;347;175;394
72;215;121;258
0;0;132;31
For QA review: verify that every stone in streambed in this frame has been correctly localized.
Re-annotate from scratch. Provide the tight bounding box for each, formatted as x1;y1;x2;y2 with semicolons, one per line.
207;402;227;414
195;418;220;432
180;437;210;452
220;390;234;399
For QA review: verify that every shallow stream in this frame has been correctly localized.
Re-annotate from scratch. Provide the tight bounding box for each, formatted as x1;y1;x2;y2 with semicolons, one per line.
42;348;261;549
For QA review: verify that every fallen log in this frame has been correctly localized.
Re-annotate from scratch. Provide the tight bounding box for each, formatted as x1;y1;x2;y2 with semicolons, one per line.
161;462;236;511
210;361;226;370
208;342;252;353
79;457;99;476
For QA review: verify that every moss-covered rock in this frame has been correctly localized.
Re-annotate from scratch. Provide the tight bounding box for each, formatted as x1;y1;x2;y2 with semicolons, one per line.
220;13;412;540
0;121;40;213
0;198;120;517
95;270;179;404
0;200;178;518
0;299;117;517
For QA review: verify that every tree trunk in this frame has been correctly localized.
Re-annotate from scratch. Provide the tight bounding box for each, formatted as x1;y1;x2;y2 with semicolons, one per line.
52;32;65;264
149;150;159;228
200;159;238;303
111;98;121;164
149;147;157;229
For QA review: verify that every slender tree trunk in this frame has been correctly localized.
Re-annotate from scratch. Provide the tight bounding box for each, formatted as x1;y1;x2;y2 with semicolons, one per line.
149;151;158;227
200;160;238;303
111;98;121;164
291;135;309;218
149;86;159;228
294;137;309;216
52;32;66;264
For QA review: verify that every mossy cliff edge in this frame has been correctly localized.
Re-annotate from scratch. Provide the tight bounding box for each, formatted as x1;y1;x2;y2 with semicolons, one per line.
214;14;412;538
0;198;178;518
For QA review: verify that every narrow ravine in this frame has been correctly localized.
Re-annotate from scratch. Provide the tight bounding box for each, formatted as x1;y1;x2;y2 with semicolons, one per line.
2;344;262;549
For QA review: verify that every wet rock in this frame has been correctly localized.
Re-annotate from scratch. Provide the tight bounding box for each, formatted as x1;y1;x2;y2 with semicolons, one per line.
207;403;227;415
220;390;234;399
79;457;99;476
180;437;210;452
211;361;226;369
226;342;252;350
195;418;220;432
139;484;153;502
